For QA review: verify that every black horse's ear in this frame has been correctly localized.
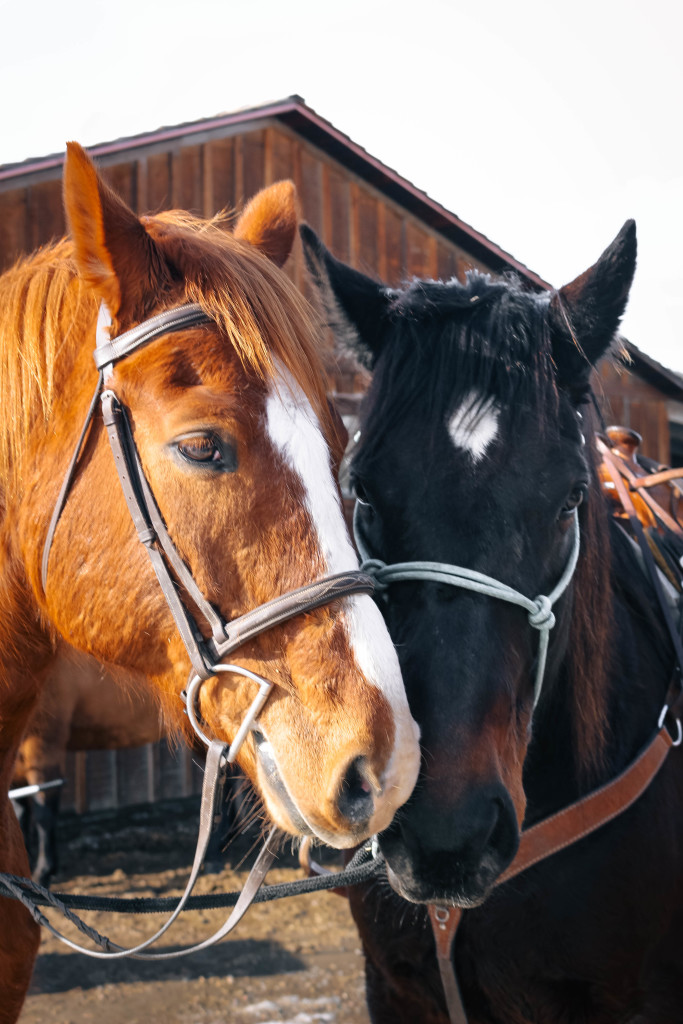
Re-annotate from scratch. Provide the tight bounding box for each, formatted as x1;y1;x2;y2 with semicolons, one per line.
300;224;391;369
550;220;637;398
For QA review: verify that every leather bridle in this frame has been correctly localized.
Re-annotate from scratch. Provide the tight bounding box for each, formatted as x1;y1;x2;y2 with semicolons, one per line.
34;301;378;960
42;301;374;760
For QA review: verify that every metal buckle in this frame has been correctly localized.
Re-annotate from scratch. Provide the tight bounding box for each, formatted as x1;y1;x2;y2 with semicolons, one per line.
184;665;274;762
658;704;683;746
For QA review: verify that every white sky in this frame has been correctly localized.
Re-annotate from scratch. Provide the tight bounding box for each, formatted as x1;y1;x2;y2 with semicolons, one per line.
2;0;681;370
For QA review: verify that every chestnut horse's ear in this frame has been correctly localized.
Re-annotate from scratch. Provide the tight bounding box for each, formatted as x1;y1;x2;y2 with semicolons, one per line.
550;220;637;398
300;224;391;370
233;180;298;268
63;142;166;318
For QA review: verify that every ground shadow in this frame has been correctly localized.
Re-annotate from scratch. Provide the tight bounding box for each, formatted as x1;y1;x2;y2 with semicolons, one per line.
28;937;306;994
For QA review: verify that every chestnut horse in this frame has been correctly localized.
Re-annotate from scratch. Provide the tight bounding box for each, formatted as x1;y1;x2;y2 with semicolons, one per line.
303;222;683;1022
0;145;420;1022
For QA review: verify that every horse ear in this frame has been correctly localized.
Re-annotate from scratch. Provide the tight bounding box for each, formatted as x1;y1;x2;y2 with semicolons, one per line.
63;142;165;319
550;220;637;395
300;224;391;370
233;180;298;268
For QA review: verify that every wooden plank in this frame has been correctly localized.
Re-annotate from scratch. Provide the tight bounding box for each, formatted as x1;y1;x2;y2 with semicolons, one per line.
437;241;459;282
0;188;29;270
376;203;387;282
384;206;404;286
207;137;236;215
136;157;149;214
117;746;151;807
265;127;294;185
146;743;156;803
324;165;350;263
404;221;437;279
171;145;203;213
202;143;214;217
354;185;379;276
104;161;136;208
241;129;266;206
27;180;64;251
74;752;87;814
147;151;171;212
297;147;324;235
85;750;116;811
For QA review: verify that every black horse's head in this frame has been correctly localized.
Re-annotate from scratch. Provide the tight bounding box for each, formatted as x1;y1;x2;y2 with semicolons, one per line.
302;221;636;906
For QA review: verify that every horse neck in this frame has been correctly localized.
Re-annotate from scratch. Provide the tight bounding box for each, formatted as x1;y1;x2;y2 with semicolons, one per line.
523;496;674;820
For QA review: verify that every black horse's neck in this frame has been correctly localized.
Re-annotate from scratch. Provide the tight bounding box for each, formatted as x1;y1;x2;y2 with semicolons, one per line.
523;500;676;825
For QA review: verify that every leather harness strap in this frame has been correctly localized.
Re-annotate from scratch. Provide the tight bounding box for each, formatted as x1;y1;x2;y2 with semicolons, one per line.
428;725;675;1023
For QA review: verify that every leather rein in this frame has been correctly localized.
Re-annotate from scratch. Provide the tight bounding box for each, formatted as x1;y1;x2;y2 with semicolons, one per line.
355;436;683;1024
37;301;374;959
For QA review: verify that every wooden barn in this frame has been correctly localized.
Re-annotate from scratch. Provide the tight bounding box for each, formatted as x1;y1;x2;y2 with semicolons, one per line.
2;95;682;816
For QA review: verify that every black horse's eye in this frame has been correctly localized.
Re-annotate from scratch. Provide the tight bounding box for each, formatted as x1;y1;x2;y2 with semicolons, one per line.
353;479;373;509
174;434;236;471
560;486;585;519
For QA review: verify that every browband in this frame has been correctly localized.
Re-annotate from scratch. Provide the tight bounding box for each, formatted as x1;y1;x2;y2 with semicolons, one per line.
94;303;212;370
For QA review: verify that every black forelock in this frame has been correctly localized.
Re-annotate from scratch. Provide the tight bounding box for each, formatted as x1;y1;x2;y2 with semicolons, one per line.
356;271;559;466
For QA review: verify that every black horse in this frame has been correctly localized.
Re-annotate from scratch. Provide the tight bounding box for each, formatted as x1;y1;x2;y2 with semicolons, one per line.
302;221;683;1023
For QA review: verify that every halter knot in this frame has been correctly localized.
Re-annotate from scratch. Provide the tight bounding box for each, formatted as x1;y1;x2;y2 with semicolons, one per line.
528;595;555;632
362;558;389;589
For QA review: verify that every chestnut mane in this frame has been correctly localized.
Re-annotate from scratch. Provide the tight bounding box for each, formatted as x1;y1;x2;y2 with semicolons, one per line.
0;210;340;496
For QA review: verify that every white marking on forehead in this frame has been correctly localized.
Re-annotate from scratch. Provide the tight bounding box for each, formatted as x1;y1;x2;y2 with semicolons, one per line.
265;368;420;807
447;390;499;463
265;367;357;575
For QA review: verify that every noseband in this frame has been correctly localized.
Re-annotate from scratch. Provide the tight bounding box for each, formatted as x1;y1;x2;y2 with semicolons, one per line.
354;506;580;706
42;302;374;760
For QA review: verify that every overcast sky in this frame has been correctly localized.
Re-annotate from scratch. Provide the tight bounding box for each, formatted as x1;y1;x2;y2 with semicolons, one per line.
3;0;681;369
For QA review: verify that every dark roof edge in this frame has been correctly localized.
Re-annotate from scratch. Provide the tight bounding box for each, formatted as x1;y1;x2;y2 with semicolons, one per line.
622;340;683;400
0;95;549;289
274;103;550;288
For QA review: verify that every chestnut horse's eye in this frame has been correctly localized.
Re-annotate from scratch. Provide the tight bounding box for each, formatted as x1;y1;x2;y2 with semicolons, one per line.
174;434;236;471
560;486;585;520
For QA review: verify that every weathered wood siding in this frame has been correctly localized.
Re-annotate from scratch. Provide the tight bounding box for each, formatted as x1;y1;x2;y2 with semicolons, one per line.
597;360;671;464
0;123;490;396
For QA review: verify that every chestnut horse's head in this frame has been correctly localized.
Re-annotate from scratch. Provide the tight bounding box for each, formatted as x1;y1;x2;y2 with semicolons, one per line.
302;221;636;901
4;144;420;849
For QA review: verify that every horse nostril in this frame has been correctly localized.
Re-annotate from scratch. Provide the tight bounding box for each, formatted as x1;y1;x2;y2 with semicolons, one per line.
337;757;377;825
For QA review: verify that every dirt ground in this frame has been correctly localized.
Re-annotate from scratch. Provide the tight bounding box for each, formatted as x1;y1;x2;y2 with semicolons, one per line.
18;801;373;1024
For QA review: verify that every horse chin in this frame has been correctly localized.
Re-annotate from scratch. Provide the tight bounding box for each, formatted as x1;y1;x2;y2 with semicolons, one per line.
381;838;500;908
252;729;368;849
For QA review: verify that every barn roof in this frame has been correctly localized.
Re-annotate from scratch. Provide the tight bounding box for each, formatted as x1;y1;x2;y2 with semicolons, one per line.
622;342;683;401
0;95;550;289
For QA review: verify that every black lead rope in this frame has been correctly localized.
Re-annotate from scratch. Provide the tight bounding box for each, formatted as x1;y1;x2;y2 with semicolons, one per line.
0;845;384;944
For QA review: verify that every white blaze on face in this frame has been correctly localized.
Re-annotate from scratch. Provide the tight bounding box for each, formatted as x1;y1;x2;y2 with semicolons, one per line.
265;368;420;833
448;390;499;462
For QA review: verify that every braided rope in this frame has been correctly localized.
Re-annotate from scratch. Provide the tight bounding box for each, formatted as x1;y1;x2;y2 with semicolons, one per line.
0;847;383;955
357;510;580;707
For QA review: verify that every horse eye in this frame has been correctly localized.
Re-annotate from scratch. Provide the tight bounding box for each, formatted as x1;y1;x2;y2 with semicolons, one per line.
353;480;373;508
560;486;585;519
176;435;223;465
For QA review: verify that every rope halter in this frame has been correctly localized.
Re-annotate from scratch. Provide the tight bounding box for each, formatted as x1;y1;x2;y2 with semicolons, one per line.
355;509;580;707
